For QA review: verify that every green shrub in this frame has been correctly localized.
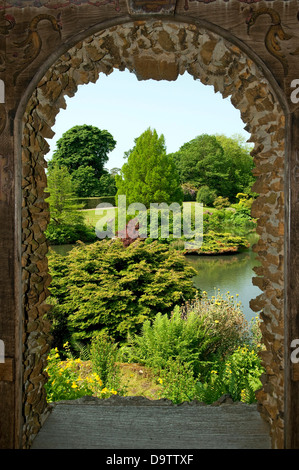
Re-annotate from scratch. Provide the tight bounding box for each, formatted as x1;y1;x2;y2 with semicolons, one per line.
122;307;213;375
158;358;198;404
47;238;198;346
183;231;250;255
44;346;117;402
196;186;217;207
213;196;230;210
179;291;251;359
90;332;124;392
74;196;116;210
195;345;264;404
45;222;97;245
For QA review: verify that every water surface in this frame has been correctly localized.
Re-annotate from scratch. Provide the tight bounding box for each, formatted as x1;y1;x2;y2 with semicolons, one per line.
185;249;261;322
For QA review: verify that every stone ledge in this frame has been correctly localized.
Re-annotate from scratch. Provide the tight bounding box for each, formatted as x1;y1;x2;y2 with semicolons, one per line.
48;393;257;408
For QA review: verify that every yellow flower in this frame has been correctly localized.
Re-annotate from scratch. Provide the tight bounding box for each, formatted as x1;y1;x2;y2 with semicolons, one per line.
71;382;78;389
158;378;163;384
214;320;219;323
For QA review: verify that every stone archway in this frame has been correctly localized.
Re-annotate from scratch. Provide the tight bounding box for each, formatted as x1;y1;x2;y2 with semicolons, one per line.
21;19;285;449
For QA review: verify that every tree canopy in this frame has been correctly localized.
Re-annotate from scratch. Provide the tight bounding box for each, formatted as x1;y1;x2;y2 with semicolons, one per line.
170;133;255;202
115;128;183;208
45;164;96;244
46;164;83;226
49;124;116;197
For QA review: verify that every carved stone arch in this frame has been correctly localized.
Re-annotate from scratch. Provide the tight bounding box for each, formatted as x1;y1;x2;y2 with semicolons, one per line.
20;19;286;448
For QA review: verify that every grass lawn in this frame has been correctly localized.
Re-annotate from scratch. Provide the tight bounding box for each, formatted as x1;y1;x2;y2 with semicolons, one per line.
82;204;217;228
118;363;162;400
82;207;116;227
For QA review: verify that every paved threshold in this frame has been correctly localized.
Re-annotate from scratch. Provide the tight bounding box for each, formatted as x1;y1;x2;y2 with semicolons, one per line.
31;396;271;449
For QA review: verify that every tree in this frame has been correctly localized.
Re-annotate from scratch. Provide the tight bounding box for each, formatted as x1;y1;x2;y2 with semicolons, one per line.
171;134;224;188
98;172;117;196
115;128;183;208
49;125;116;197
215;134;255;200
171;134;255;202
196;185;217;207
45;164;96;244
71;165;101;198
46;164;83;225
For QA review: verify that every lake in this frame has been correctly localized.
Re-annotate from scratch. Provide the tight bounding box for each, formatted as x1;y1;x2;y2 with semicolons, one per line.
184;249;260;322
50;235;260;323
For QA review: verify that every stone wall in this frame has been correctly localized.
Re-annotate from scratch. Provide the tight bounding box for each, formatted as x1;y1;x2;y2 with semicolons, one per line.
21;21;285;448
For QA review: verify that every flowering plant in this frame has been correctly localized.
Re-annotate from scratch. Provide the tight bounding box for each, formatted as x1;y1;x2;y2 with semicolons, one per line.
45;346;117;402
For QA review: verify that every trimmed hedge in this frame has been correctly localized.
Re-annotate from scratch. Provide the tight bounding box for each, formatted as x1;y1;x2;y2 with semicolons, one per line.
72;196;116;210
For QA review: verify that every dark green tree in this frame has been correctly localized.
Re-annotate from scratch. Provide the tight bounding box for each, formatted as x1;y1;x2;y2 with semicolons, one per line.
215;134;255;200
49;125;116;197
116;128;183;208
98;172;117;196
171;134;255;202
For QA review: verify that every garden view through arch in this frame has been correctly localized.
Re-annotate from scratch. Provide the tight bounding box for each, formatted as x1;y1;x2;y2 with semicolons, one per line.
19;18;286;449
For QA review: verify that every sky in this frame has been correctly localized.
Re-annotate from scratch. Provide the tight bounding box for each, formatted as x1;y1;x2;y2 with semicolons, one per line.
45;68;251;171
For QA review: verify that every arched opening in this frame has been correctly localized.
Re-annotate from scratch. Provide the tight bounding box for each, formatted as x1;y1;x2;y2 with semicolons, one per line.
46;69;259;323
19;19;285;449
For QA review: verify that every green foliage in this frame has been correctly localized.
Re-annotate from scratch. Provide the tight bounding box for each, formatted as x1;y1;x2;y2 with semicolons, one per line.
195;345;264;404
179;291;251;359
98;172;117;196
158;358;198;404
44;347;103;402
49;125;116;197
122;307;213;375
44;345;120;402
215;134;255;199
172;133;255;202
46;164;84;225
213;196;230;210
116;128;183;208
183;231;250;255
90;332;124;392
45;164;97;245
47;239;198;346
223;193;256;230
71;165;101;198
76;196;116;210
120;292;263;406
196;185;217;207
46;223;96;245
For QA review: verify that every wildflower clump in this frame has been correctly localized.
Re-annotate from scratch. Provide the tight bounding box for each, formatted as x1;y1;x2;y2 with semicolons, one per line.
195;345;264;404
180;290;251;358
44;345;118;402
